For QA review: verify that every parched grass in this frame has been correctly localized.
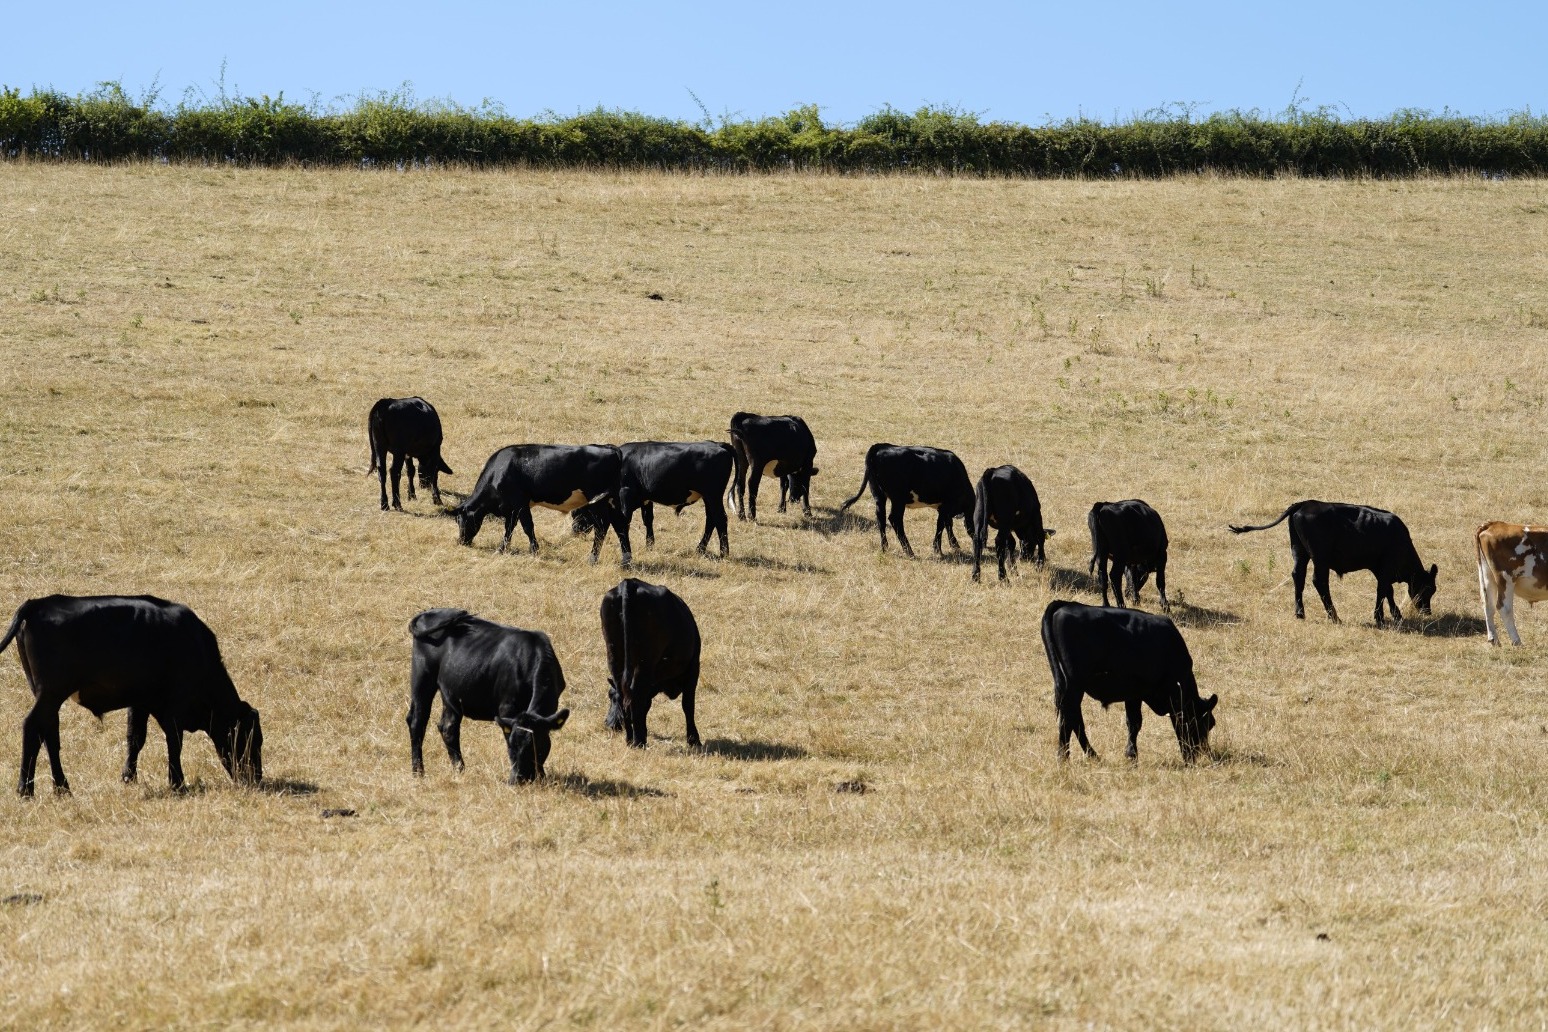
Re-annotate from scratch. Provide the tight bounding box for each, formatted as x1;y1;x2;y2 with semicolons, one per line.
1;165;1547;1029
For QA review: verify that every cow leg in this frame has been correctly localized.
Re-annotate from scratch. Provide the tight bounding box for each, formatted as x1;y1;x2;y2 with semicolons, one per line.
703;495;730;557
404;457;417;501
122;707;150;783
997;530;1013;582
1500;586;1524;646
642;501;656;548
1155;559;1171;613
1094;555;1112;606
1124;699;1143;761
429;468;443;507
1478;562;1501;645
1312;564;1339;623
376;452;390;511
605;679;627;733
406;668;438;776
778;476;789;514
18;701;66;797
153;713;185;791
517;509;539;554
890;503;915;558
1057;701;1097;760
388;453;406;510
745;466;762;522
588;513;611;565
681;683;701;748
875;497;891;552
497;513;517;553
628;694;651;748
438;708;465;772
1108;563;1127;610
1291;549;1310;619
610;505;634;567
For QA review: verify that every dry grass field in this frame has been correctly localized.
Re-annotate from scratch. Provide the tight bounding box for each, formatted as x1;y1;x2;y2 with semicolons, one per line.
2;163;1548;1030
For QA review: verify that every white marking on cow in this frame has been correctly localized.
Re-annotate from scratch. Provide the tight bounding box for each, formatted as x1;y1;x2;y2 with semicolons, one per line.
904;490;934;510
535;489;590;513
684;491;702;505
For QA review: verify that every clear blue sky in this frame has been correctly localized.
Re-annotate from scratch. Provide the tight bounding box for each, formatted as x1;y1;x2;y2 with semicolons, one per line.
8;2;1541;124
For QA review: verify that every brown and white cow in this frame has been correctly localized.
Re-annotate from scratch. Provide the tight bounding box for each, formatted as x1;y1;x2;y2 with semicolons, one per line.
1476;521;1548;645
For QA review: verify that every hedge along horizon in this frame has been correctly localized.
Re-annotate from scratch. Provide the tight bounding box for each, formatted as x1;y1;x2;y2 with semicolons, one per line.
1;82;1545;175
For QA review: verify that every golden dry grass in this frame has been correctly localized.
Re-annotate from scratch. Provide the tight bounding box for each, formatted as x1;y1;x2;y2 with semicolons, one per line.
2;164;1548;1030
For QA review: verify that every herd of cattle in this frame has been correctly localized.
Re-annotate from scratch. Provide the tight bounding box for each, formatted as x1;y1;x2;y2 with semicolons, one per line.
3;393;1547;795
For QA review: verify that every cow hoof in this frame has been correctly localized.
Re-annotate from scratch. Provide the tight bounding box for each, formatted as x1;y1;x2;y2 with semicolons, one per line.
391;503;402;512
53;784;71;797
380;502;389;512
121;772;137;784
687;736;702;749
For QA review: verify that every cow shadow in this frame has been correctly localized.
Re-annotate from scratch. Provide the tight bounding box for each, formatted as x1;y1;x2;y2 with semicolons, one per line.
1047;564;1098;594
1207;745;1276;768
625;557;721;579
552;772;668;798
808;506;869;538
259;777;322;796
1397;612;1489;638
727;555;831;574
699;738;807;762
1168;601;1243;628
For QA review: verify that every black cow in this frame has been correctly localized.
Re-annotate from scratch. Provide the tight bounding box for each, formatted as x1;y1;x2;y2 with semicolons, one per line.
0;595;263;797
1040;600;1217;763
1087;500;1171;611
971;465;1052;582
369;397;453;511
600;579;701;748
839;444;976;557
453;444;633;565
406;608;570;783
727;412;820;521
1228;500;1438;625
617;441;735;557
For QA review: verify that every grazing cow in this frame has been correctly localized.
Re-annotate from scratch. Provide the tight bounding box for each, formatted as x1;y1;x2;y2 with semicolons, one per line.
617;441;735;557
453;444;633;565
1229;500;1437;626
1475;521;1548;644
1087;500;1171;611
727;412;820;521
406;608;570;783
369;397;453;511
839;444;976;557
1040;600;1217;763
971;465;1052;582
600;579;701;748
0;595;263;797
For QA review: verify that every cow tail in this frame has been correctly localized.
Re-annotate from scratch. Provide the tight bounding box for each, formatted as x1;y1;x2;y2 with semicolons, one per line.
1086;505;1105;576
1040;601;1071;710
367;402;383;474
620;579;635;708
839;444;882;512
727;427;749;514
0;601;30;656
972;471;992;556
1228;501;1307;535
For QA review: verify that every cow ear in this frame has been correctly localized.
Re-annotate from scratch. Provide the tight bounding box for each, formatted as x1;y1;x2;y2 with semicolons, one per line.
1429;563;1438;578
1203;694;1218;712
514;708;569;732
808;467;820;476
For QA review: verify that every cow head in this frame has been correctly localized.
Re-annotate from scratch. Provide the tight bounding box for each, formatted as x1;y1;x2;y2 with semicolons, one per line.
454;502;486;546
1169;693;1217;764
1409;563;1439;615
498;708;570;783
216;704;264;784
787;466;819;505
